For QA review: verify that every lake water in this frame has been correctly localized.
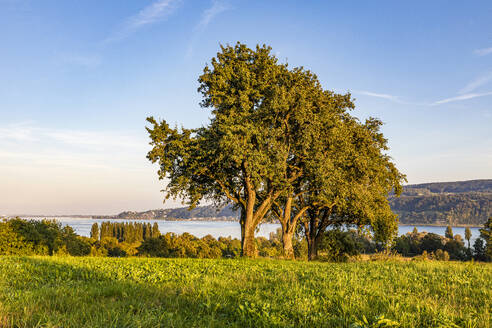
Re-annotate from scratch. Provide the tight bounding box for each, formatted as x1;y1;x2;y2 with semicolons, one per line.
21;217;482;243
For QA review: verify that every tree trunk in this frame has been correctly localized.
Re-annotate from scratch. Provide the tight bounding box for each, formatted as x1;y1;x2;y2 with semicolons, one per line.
307;237;317;261
303;219;315;261
238;162;281;257
242;223;256;257
280;196;294;259
282;230;295;259
240;209;246;254
241;186;257;258
304;216;323;261
307;234;323;261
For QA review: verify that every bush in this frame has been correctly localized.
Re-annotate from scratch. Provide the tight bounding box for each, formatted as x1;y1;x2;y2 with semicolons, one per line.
319;229;361;262
444;239;467;261
420;233;444;253
0;220;35;255
435;249;450;261
0;218;94;256
473;238;487;261
392;234;421;256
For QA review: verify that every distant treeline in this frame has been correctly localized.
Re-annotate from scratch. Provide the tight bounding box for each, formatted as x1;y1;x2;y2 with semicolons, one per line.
389;179;492;226
1;217;491;262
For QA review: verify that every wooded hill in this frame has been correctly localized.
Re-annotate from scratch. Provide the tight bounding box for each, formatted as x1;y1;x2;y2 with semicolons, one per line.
389;179;491;226
95;179;491;226
93;206;239;221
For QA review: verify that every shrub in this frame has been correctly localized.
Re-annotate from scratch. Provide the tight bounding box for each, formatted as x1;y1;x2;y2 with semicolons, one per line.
435;249;450;261
0;220;35;255
319;229;361;262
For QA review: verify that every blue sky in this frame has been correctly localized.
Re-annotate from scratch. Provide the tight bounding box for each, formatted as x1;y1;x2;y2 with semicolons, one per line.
1;0;491;214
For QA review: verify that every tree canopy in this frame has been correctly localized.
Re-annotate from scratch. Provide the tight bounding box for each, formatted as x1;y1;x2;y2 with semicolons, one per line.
147;42;405;258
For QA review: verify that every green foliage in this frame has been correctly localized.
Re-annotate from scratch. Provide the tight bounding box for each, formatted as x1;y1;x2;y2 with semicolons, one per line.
1;218;484;263
152;222;161;237
0;218;291;260
318;229;364;262
90;223;99;240
473;238;487;261
445;226;453;239
137;232;285;259
0;218;91;256
479;217;492;261
464;227;472;247
0;220;35;255
352;314;400;328
99;237;126;257
434;249;450;261
0;257;490;327
419;233;444;253
146;42;405;258
94;221;157;244
147;43;302;256
392;231;470;261
64;232;91;256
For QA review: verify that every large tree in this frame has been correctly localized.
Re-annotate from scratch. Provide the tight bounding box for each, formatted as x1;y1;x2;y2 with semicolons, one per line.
147;42;405;259
147;43;300;257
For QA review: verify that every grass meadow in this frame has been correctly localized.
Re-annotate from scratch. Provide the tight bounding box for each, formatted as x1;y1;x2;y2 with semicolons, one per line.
0;256;490;327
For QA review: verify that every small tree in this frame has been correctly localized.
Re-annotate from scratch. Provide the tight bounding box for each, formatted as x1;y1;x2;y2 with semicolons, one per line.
445;225;453;239
473;238;487;261
90;223;99;240
479;217;492;261
152;222;161;238
465;227;472;249
435;249;450;261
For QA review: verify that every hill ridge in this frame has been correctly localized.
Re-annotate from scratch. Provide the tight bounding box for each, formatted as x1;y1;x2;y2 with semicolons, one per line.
94;179;491;226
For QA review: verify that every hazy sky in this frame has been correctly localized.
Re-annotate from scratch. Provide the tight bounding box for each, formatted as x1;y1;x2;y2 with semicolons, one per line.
1;0;491;215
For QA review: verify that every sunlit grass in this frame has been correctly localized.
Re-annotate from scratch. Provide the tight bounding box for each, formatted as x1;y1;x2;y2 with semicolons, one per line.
0;256;490;327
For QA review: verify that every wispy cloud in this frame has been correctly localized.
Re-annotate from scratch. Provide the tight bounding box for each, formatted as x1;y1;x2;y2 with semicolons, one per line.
459;71;492;94
106;0;182;42
195;0;230;32
0;122;148;172
128;0;181;29
357;90;399;101
355;90;411;105
0;123;144;150
433;91;492;105
474;47;492;56
357;89;492;106
186;0;231;58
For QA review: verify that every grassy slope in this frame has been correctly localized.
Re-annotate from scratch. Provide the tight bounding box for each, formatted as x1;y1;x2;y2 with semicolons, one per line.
0;257;490;328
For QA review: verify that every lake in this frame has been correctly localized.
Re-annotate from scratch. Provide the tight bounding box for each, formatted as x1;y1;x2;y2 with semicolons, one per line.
21;217;482;243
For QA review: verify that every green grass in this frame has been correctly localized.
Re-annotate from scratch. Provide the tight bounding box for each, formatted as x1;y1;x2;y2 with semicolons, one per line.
0;257;490;327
